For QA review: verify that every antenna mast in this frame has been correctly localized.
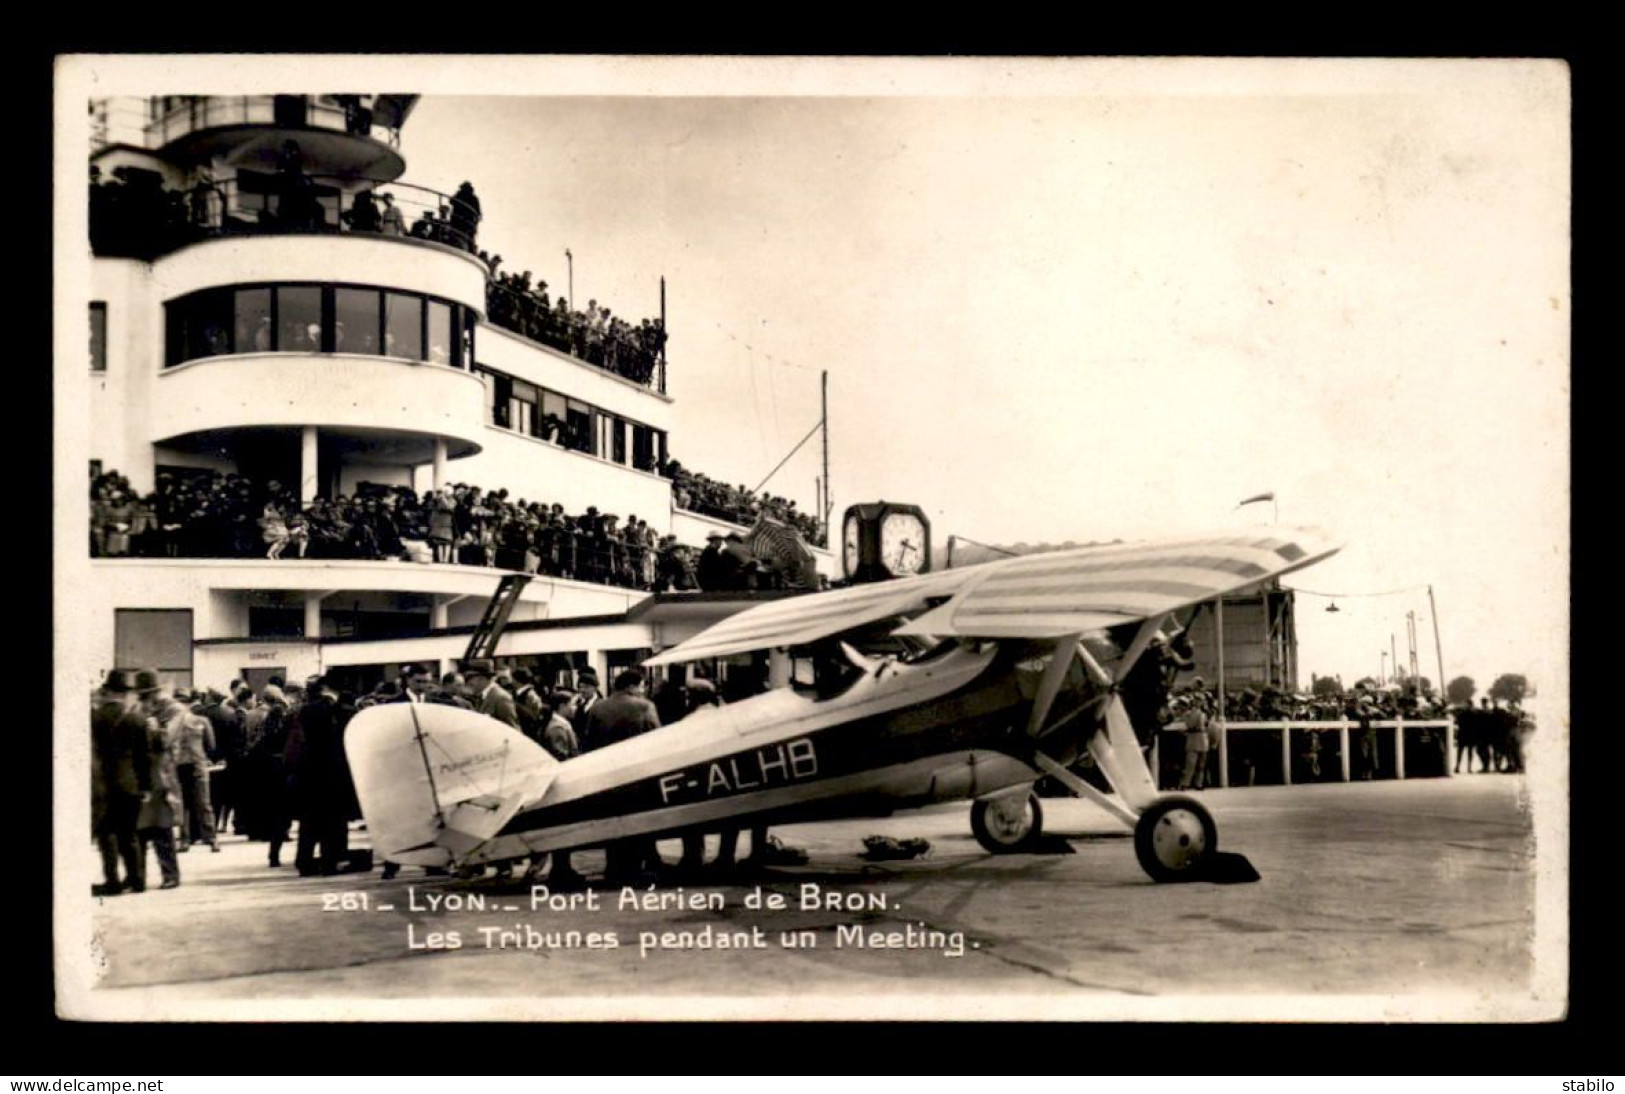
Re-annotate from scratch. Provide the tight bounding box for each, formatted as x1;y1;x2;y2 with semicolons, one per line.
821;370;831;538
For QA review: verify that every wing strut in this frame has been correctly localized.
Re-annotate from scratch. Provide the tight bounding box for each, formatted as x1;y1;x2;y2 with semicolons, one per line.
1025;631;1084;736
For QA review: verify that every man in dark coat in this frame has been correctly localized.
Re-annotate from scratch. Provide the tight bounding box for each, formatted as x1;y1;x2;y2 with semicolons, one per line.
205;688;246;834
584;669;661;751
695;532;729;590
285;675;352;876
586;669;663;882
134;672;183;889
91;670;150;895
463;659;520;730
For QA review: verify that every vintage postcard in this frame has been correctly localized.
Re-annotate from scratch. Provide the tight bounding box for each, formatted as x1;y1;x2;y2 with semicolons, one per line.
55;54;1570;1022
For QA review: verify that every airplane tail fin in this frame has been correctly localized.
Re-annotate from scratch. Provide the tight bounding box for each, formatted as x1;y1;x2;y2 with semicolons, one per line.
344;702;559;867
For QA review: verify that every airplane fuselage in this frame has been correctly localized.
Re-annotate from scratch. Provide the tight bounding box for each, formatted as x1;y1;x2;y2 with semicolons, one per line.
451;643;1065;865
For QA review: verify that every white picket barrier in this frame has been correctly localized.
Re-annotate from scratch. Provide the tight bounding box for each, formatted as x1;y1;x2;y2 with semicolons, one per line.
1156;718;1455;789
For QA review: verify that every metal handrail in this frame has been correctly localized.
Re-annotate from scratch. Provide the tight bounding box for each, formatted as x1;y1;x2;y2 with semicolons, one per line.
201;174;479;253
90;171;483;261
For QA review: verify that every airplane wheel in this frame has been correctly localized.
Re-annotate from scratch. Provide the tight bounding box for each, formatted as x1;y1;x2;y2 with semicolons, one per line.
1133;796;1217;882
971;793;1044;854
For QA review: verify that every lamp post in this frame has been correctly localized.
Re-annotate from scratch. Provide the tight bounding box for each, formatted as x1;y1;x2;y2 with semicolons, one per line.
565;248;573;307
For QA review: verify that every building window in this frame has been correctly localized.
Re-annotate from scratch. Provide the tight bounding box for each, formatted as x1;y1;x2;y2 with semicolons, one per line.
276;285;323;353
90;302;106;371
566;400;594;455
427;300;453;365
235;287;273;354
508;379;537;437
485;369;512;427
384;292;423;360
335;287;382;354
612;417;629;465
113;608;193;691
167;283;463;367
459;307;476;368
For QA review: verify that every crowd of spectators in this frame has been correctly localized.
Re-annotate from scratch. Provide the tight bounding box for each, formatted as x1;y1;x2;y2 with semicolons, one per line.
663;460;825;547
90;150;483;260
91;656;804;896
484;268;667;389
91;468;814;593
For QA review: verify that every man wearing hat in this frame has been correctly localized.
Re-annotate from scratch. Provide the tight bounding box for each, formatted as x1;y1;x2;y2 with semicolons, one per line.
696;531;728;591
462;659;520;730
566;667;602;738
91;670;151;895
169;689;219;853
133;670;184;889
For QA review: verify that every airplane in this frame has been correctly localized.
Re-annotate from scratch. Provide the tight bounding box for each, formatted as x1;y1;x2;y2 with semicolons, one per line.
345;525;1340;884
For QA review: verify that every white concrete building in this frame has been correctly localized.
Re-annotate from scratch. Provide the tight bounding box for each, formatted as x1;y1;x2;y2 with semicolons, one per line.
80;93;829;695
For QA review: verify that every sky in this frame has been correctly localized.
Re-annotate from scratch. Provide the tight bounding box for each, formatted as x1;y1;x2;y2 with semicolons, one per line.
74;56;1572;705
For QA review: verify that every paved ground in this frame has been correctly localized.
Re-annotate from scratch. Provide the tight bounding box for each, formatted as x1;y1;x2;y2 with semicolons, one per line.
64;774;1552;1020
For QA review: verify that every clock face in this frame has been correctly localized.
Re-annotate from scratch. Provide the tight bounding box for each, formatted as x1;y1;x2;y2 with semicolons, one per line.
842;514;862;578
879;512;926;575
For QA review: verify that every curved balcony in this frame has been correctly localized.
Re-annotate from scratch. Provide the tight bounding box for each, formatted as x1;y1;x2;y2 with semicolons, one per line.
143;95;411;180
151;353;487;461
154;233;487;316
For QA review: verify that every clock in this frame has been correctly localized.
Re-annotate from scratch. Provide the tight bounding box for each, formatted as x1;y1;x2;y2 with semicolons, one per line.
841;502;931;583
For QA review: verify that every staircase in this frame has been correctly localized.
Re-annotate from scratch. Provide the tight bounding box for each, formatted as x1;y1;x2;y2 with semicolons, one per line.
462;574;532;662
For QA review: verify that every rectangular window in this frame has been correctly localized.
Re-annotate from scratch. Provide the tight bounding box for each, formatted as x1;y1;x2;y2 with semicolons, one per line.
509;378;537;436
458;307;475;369
612;417;628;465
235;287;273;353
566;400;593;454
276;285;323;352
481;369;511;427
632;423;654;472
384;292;423;359
113;608;193;692
90;302;106;371
427;300;453;364
334;287;381;354
168;289;233;367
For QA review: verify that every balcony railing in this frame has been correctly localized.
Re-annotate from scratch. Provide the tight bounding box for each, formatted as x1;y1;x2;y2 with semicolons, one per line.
90;166;670;394
89;171;480;261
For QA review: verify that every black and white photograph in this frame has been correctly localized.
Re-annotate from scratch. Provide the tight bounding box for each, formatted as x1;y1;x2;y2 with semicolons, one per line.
55;54;1569;1022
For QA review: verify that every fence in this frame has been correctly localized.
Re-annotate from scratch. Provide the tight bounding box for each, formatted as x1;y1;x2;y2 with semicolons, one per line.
1150;718;1455;790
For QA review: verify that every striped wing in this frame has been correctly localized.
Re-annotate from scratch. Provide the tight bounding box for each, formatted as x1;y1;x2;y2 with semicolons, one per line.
642;566;979;666
894;525;1341;639
644;525;1339;664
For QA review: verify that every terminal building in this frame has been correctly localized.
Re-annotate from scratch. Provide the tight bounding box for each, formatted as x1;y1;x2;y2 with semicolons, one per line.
81;93;833;695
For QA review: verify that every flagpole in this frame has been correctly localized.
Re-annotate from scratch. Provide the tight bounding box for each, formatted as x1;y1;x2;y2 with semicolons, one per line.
821;369;831;540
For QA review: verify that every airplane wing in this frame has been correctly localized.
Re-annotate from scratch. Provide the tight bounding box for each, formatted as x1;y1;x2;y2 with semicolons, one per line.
893;525;1341;639
642;565;979;666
